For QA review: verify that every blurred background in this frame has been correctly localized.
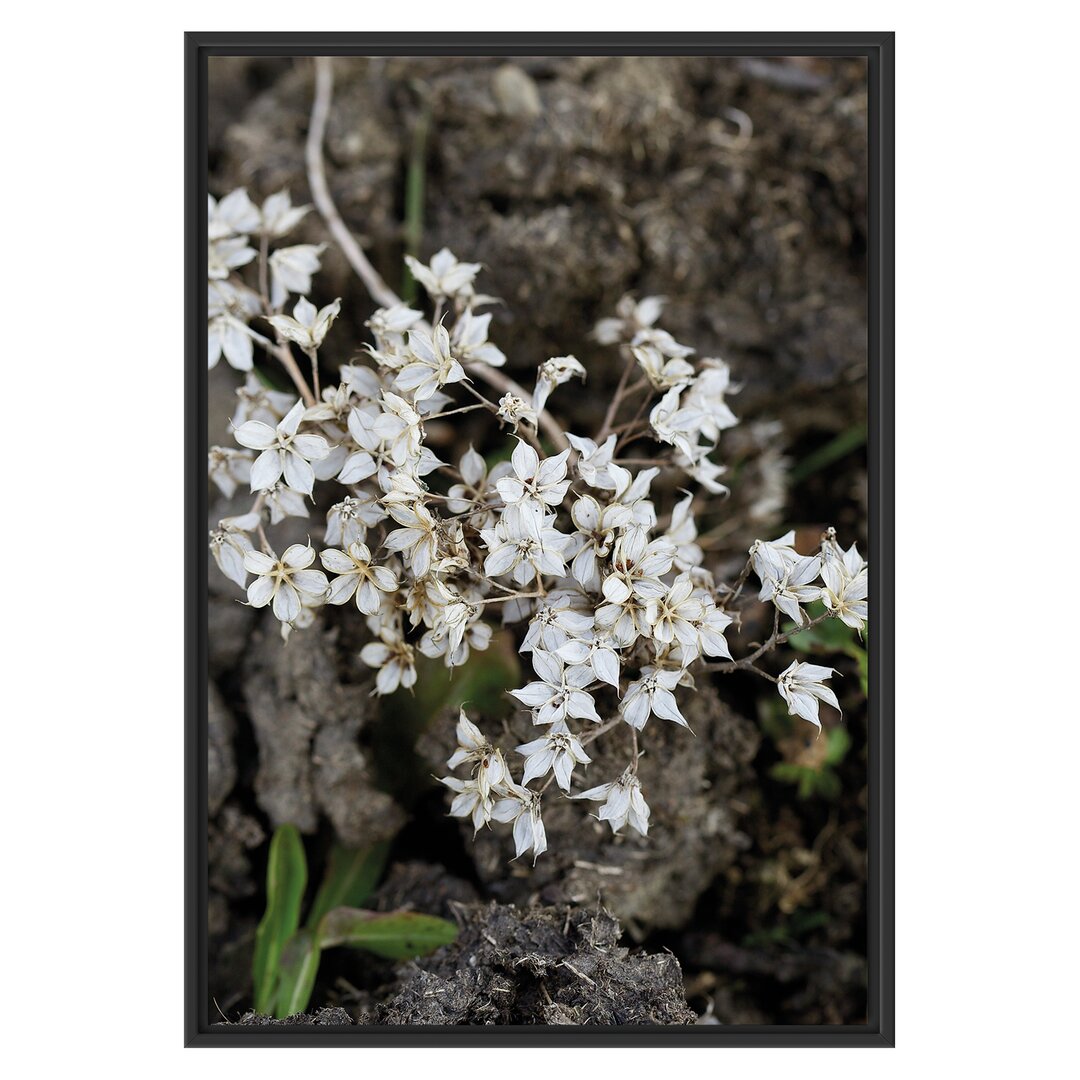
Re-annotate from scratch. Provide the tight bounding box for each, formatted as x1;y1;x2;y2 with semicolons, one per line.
207;54;869;1025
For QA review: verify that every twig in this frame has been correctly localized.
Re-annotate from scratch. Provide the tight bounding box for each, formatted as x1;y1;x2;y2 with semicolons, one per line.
268;340;316;407
306;57;400;310
475;592;546;606
306;56;570;455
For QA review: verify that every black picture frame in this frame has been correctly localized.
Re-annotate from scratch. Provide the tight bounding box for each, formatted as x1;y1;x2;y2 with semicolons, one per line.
186;31;894;1047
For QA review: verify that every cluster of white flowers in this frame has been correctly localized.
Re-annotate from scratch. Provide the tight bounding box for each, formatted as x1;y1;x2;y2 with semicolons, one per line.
207;189;868;862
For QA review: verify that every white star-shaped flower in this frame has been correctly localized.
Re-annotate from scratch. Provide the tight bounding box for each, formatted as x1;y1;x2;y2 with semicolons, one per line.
320;541;399;615
515;722;592;791
267;295;341;354
243;543;329;625
233;399;331;495
394;323;466;401
510;650;602;726
405;247;482;301
490;784;548;863
620;667;688;731
268;243;325;307
777;660;841;730
572;767;651;837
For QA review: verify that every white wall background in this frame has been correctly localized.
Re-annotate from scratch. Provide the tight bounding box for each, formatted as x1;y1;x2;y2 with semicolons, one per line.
2;3;1075;1074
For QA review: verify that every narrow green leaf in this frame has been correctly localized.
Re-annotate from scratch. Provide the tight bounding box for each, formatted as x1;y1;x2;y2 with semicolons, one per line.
401;98;432;304
252;824;308;1015
790;424;867;483
318;907;458;960
308;842;391;928
273;930;321;1019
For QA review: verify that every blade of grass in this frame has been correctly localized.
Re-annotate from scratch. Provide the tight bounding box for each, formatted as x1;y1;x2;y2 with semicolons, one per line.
307;841;391;928
251;824;308;1015
319;907;458;960
401;96;432;304
790;423;867;484
274;904;456;1016
271;841;393;1016
272;929;321;1019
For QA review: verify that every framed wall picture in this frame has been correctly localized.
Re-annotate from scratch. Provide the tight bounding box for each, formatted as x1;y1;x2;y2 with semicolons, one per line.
187;32;893;1046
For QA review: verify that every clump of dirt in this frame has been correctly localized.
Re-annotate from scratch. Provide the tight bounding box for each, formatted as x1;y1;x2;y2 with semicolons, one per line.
419;682;759;935
229;1006;355;1027
371;860;481;917
378;901;695;1025
240;614;405;845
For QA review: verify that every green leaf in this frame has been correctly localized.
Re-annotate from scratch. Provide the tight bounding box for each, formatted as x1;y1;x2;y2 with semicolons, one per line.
789;424;867;483
272;929;321;1019
318;907;458;960
307;842;391;928
788;614;858;655
271;842;392;1018
252;824;308;1015
769;762;804;785
824;726;853;766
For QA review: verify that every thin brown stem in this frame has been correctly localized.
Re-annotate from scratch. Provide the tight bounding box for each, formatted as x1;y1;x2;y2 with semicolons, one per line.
306;57;400;310
475;592;546;606
595;351;637;442
269;341;316;407
580;717;623;748
718;556;755;611
704;609;832;674
465;363;569;452
459;380;502;413
424;402;487;422
258;234;271;309
613;400;654;451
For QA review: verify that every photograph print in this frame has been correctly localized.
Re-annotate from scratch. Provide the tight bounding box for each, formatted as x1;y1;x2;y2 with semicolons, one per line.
192;34;892;1044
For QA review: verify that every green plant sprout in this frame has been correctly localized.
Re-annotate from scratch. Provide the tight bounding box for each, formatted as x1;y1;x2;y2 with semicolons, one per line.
769;726;852;800
251;825;457;1018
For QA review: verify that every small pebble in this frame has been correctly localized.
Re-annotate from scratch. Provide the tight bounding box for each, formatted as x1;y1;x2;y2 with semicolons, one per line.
493;64;542;119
